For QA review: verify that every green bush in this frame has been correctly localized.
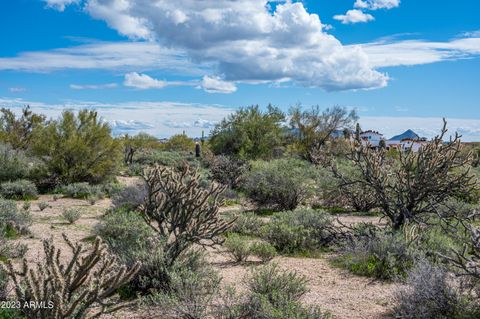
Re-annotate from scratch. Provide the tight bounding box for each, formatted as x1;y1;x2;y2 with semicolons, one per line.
261;209;334;254
334;232;417;280
224;233;251;263
60;182;105;199
209;105;286;160
250;241;277;263
393;260;475;319
209;155;250;189
30;110;121;185
218;263;330;319
0;180;38;200
231;212;265;236
242;158;316;211
111;183;147;210
0;199;32;234
37;201;49;211
145;253;221;319
0;143;30;182
62;208;82;224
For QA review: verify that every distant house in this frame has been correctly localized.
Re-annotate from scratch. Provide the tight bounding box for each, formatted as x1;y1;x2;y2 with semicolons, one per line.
386;129;427;152
398;137;428;152
359;130;385;148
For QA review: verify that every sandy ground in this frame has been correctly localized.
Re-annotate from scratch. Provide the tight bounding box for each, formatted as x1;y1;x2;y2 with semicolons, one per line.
5;180;398;319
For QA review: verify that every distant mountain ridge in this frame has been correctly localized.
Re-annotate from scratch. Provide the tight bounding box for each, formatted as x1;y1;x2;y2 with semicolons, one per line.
388;129;419;141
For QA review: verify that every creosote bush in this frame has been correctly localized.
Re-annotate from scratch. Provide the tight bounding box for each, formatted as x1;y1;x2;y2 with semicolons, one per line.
0;180;38;200
242;158;317;211
62;208;82;224
250;241;277;263
209;155;250;189
0;199;32;235
144;251;221;319
224;233;252;263
334;232;418;280
1;234;140;319
230;211;266;237
393;260;470;319
261;209;335;254
214;263;330;319
60;182;104;199
37;201;49;211
0;143;30;182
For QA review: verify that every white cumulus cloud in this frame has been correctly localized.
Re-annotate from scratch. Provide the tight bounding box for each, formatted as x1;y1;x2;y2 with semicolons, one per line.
334;9;374;24
124;72;169;89
354;0;400;10
81;0;388;91
44;0;79;11
201;76;237;94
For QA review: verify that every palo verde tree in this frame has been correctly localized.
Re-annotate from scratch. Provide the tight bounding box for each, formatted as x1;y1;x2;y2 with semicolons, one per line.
141;163;234;267
0;106;46;150
30;110;121;185
327;119;477;230
209;105;286;160
290;105;358;162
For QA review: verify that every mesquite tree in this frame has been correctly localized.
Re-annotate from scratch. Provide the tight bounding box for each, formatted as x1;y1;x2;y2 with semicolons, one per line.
2;234;140;319
141;163;233;267
329;119;477;230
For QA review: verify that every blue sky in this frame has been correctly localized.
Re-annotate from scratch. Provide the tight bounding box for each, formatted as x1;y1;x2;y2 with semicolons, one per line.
1;0;479;139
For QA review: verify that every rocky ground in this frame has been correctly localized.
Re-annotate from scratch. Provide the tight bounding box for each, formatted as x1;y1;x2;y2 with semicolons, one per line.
7;178;398;319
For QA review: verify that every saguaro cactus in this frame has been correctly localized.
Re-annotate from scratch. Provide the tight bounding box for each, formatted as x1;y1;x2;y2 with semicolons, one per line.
2;234;140;319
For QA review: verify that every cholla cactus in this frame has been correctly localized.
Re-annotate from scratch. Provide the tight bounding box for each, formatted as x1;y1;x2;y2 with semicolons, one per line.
2;234;140;319
141;163;233;267
329;119;477;229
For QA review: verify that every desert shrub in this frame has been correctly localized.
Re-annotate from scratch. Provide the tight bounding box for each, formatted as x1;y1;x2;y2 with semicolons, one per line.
95;209;168;292
318;162;378;212
262;209;335;254
144;253;221;319
0;266;7;303
37;201;49;211
112;183;147;210
209;155;250;189
224;233;251;263
22;202;30;211
62;208;81;224
0;241;28;259
0;199;32;234
242;158;316;211
30;109;121;185
162;134;195;153
250;241;277;263
231;211;265;236
0;180;38;200
216;263;330;319
334;232;417;280
0;143;30;182
209;105;286;160
393;260;472;319
60;182;104;199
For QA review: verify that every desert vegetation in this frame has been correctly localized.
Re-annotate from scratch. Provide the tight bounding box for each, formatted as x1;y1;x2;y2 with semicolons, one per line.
0;105;479;318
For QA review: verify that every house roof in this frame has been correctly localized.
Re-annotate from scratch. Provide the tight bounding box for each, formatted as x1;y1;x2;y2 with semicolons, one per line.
388;129;419;141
